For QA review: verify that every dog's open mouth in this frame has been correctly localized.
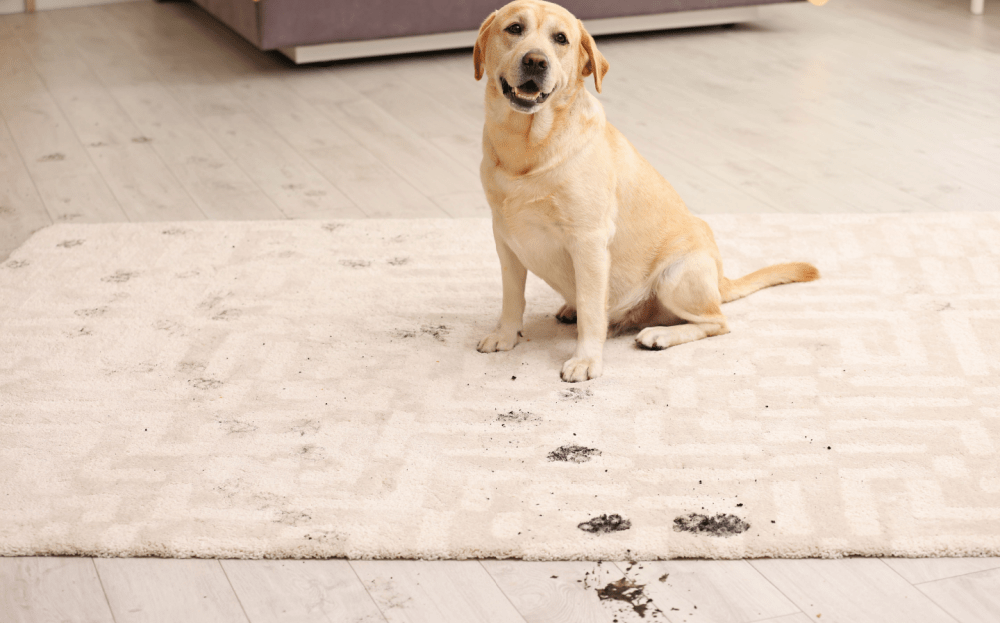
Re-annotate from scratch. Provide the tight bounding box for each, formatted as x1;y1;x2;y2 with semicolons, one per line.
501;77;552;109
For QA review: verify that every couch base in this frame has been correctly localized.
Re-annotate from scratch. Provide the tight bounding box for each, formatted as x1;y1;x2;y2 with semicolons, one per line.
279;5;759;64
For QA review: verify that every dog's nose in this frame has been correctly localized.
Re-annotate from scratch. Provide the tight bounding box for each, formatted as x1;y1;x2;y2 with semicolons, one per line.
522;50;548;74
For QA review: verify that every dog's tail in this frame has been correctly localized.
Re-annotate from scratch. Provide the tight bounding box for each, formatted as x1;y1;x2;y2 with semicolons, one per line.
720;262;819;304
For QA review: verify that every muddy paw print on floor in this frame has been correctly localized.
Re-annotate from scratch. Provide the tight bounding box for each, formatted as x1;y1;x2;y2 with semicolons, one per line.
386;257;410;266
322;223;344;232
578;514;631;534
39;153;65;162
548;445;602;463
161;227;190;236
101;270;138;283
57;239;85;248
5;260;29;269
74;307;108;318
673;512;750;537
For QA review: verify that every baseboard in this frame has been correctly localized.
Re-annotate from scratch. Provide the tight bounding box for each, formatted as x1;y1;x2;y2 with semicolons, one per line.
35;0;146;10
0;0;25;15
280;5;760;64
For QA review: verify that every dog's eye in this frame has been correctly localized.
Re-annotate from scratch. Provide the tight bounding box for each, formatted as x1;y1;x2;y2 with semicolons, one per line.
554;32;568;45
505;23;522;35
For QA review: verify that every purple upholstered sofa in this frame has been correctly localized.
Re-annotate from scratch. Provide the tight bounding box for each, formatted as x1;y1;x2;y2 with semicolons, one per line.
192;0;806;63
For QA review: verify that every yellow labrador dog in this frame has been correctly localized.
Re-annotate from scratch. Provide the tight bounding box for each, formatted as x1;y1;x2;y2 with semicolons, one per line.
474;0;819;382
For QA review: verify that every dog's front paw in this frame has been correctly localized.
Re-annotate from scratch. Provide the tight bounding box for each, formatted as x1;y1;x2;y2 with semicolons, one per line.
477;331;520;353
555;304;577;324
560;357;602;383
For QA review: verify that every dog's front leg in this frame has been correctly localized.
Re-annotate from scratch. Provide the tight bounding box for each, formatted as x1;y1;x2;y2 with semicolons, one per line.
561;235;610;382
477;236;527;353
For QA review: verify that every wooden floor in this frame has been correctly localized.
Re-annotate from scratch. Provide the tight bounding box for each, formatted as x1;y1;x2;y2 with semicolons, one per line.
2;0;999;621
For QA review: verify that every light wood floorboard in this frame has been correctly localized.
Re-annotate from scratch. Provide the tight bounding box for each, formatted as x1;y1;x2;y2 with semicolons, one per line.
93;558;251;623
0;557;115;623
221;559;387;623
350;560;528;623
749;558;960;623
915;568;1000;623
1;0;998;622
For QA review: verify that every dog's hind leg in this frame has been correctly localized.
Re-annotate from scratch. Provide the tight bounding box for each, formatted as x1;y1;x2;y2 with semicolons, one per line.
636;253;730;350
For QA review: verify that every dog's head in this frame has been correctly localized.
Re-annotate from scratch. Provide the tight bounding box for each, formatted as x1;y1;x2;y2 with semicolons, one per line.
474;0;609;114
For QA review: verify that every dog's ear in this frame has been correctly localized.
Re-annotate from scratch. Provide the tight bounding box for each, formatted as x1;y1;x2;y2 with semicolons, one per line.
474;11;498;81
578;20;609;93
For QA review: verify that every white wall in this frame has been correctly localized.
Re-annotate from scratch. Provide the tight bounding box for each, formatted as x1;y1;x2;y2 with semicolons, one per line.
0;0;147;14
0;0;25;16
38;0;148;9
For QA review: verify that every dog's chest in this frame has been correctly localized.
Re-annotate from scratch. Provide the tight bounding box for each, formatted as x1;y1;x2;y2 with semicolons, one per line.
492;189;575;295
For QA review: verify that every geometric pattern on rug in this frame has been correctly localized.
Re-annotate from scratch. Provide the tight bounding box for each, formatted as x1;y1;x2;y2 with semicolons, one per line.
1;213;998;559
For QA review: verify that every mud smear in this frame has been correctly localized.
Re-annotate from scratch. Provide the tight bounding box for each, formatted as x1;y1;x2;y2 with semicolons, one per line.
298;444;326;461
131;136;153;143
212;309;242;321
339;259;372;268
190;378;224;390
74;307;108;318
386;257;410;266
395;324;450;342
219;419;257;434
578;514;631;534
39;153;65;162
597;577;662;619
559;387;592;401
199;294;229;310
322;223;344;232
420;324;449;341
276;509;311;526
548;445;602;463
673;512;750;537
496;410;537;424
289;419;321;436
161;227;190;236
101;270;138;283
57;239;85;248
5;260;29;269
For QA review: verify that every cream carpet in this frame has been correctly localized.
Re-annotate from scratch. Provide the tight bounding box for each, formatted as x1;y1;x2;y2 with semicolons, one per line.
1;213;999;560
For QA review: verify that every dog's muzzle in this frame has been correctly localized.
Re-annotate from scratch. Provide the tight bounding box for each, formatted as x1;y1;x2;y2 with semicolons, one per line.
501;77;553;111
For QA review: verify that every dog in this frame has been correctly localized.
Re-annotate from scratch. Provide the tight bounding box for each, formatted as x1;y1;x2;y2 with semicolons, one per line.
474;0;819;382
